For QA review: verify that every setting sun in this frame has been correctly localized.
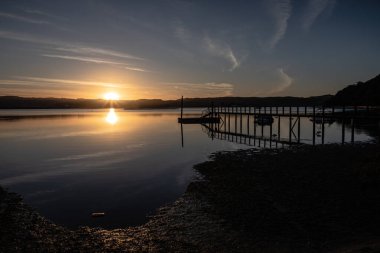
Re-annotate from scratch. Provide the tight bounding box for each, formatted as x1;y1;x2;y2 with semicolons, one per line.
103;92;120;101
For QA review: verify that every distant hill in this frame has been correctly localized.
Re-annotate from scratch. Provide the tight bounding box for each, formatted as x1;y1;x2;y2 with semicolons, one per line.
0;96;110;109
0;95;333;109
328;74;380;106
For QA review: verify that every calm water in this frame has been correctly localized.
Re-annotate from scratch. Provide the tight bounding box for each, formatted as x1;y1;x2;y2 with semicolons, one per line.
0;108;375;229
0;108;249;229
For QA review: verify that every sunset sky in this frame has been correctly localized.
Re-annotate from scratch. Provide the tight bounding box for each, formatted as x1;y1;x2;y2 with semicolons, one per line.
0;0;379;100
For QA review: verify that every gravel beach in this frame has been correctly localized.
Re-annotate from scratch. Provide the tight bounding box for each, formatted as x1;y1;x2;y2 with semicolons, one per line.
1;143;380;252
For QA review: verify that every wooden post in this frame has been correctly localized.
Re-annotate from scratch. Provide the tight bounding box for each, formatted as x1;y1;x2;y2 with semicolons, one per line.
224;107;227;132
278;116;281;141
297;107;300;143
239;108;242;142
289;106;292;143
180;122;184;147
180;96;183;119
254;107;257;144
297;117;300;144
267;106;272;147
313;106;316;145
211;122;214;140
270;119;272;148
247;114;250;135
322;106;325;145
217;107;220;132
351;118;355;143
342;106;346;145
247;107;251;135
351;106;356;143
235;107;237;133
228;106;231;133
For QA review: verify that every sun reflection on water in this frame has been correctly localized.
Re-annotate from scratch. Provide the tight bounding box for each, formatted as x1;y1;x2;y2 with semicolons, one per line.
106;108;118;125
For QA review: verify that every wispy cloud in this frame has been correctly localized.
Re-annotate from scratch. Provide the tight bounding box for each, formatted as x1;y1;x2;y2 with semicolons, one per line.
303;0;336;31
0;30;55;44
172;20;245;71
204;35;240;71
0;11;50;25
268;68;293;94
42;54;151;72
55;47;144;61
42;54;127;66
124;67;150;72
0;31;149;72
268;0;292;49
0;31;145;61
164;82;234;97
9;76;125;88
23;9;66;21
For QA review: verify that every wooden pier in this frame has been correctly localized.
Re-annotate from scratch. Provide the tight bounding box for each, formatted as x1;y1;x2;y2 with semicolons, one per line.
183;105;380;147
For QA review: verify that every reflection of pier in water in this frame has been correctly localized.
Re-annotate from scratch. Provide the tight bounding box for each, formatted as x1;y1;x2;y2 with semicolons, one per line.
202;123;296;148
181;105;380;148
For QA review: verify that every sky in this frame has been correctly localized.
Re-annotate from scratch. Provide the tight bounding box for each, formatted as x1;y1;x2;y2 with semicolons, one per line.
0;0;379;100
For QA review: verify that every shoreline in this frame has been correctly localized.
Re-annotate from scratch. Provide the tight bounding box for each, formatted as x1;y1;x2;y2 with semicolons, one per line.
1;143;380;252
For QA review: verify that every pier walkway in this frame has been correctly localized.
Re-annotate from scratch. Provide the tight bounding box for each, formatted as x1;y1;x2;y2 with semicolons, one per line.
200;105;380;146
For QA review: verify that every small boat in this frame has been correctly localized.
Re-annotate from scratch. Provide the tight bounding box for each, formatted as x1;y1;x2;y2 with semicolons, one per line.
254;115;274;125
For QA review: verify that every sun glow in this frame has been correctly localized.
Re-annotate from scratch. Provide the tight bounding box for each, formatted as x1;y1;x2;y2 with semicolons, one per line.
105;108;118;125
103;92;120;101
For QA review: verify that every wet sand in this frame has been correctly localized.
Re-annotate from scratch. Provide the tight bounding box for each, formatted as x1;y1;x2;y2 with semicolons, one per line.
1;143;380;252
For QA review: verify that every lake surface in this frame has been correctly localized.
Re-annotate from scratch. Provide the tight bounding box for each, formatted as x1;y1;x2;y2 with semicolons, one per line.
0;108;375;229
0;108;249;229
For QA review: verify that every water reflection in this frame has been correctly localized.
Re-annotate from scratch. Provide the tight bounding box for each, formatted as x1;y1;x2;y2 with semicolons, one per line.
0;109;208;228
0;108;376;229
195;115;377;148
105;108;118;125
